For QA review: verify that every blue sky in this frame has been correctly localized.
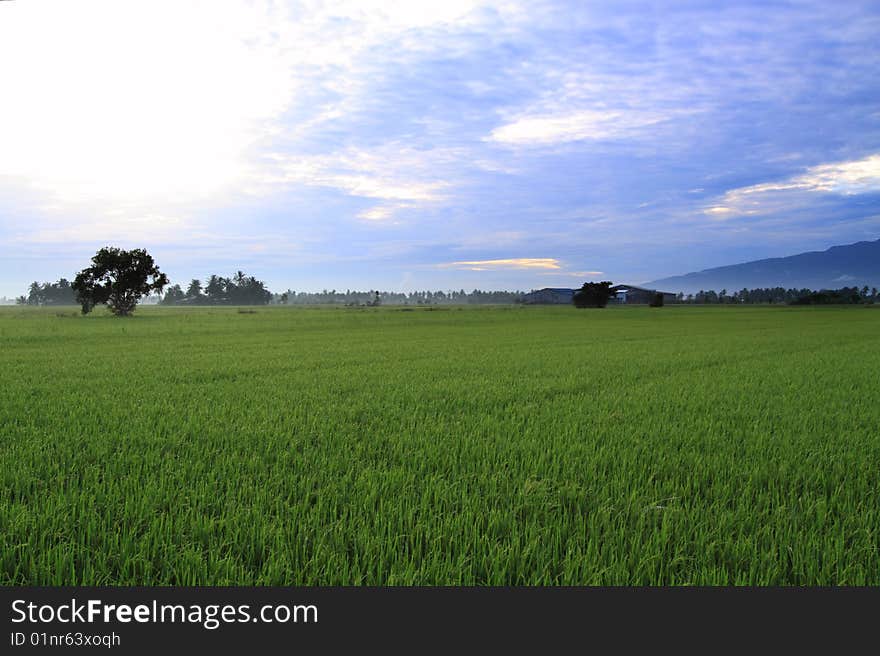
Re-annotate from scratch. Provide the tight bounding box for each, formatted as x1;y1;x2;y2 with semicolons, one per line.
1;0;879;296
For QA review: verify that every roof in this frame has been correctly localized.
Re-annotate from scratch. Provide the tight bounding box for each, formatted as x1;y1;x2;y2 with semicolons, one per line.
612;284;675;295
525;285;677;296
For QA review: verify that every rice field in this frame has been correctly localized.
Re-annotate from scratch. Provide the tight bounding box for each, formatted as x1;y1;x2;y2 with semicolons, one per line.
1;303;879;585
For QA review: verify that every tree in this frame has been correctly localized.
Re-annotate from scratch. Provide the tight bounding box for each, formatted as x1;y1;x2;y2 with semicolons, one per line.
23;279;77;306
72;247;168;316
157;271;272;306
28;282;42;305
224;271;271;305
160;284;185;305
205;275;225;303
185;279;204;302
573;281;615;308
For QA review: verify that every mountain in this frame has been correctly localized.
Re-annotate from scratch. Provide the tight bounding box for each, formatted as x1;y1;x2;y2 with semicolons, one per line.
645;239;880;294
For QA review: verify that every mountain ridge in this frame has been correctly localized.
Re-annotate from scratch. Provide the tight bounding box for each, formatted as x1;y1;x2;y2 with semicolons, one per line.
644;239;880;294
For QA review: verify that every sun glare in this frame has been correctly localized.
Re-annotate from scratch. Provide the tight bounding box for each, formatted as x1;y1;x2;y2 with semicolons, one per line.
0;0;292;204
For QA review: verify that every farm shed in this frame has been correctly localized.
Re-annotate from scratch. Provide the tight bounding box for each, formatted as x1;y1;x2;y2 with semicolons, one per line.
521;288;575;304
611;284;677;304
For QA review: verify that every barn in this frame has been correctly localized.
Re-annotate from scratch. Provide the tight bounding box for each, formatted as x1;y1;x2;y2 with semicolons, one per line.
611;284;677;304
521;288;575;304
522;284;677;305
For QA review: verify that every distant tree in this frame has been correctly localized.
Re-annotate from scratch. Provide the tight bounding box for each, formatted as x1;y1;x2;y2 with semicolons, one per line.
185;279;204;302
160;284;185;305
170;270;273;306
204;275;225;303
55;278;74;304
790;287;863;305
72;247;168;316
28;282;42;305
22;279;77;306
226;271;272;305
573;281;615;308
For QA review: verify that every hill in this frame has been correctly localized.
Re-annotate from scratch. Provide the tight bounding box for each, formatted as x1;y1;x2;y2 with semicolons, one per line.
645;239;880;294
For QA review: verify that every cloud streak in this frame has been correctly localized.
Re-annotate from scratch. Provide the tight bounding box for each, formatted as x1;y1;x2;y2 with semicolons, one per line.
440;258;563;271
705;154;880;218
489;109;688;146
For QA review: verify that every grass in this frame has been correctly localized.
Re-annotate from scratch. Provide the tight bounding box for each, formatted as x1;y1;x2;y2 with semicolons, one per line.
1;303;878;585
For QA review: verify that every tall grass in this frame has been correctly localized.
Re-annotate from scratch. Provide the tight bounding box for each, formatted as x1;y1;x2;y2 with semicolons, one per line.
1;304;878;584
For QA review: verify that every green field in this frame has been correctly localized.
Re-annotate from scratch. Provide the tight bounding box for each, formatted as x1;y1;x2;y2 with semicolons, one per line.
2;304;879;585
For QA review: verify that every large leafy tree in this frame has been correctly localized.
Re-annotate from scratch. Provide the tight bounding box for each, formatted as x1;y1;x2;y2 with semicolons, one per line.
572;281;616;308
72;247;169;316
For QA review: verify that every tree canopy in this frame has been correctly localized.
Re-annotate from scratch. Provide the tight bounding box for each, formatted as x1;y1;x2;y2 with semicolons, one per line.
160;271;272;306
72;247;168;316
17;279;76;306
274;288;525;305
572;281;615;308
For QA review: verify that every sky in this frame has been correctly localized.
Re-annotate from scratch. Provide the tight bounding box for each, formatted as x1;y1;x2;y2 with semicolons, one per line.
1;0;879;296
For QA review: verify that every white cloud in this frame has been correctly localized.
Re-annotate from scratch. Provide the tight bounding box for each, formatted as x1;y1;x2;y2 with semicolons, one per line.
539;270;604;277
437;259;604;279
704;206;735;216
489;109;680;146
753;154;880;195
356;204;416;222
704;153;880;217
263;145;459;220
440;258;562;271
0;0;494;226
485;36;713;148
357;206;397;221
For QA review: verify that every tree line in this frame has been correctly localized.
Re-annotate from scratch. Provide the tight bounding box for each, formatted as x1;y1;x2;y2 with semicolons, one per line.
18;279;879;308
161;272;272;306
15;279;77;306
674;286;878;305
16;277;526;308
274;289;526;306
14;246;879;314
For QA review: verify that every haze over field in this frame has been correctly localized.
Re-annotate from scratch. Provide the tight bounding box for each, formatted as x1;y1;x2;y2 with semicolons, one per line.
1;0;879;295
